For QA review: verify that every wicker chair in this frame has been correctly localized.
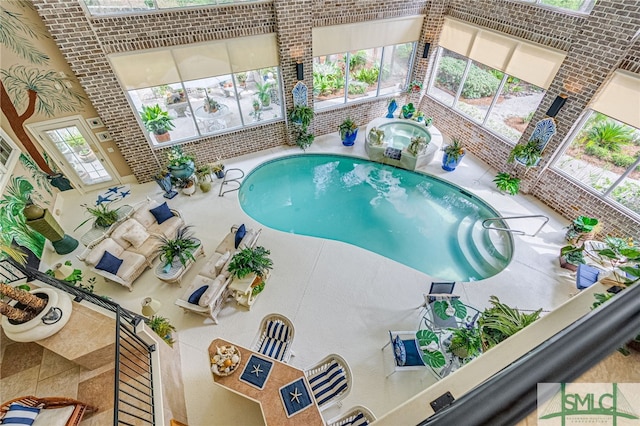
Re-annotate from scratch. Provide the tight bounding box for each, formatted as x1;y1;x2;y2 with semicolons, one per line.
304;353;352;411
327;405;376;426
0;396;97;426
250;313;295;363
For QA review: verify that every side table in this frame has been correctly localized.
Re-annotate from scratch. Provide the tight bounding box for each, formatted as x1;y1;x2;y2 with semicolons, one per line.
154;239;205;286
228;271;270;309
79;204;134;247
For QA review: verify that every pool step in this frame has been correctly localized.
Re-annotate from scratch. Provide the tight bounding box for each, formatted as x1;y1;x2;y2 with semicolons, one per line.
456;216;504;280
469;220;510;271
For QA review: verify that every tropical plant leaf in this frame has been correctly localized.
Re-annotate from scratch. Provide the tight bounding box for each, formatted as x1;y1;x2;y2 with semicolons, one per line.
451;298;468;319
421;349;446;368
19;153;53;196
433;300;450;319
416;329;438;346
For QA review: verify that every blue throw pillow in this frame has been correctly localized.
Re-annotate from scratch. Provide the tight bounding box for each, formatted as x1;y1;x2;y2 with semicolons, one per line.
149;201;174;224
95;250;124;275
188;285;208;304
2;403;40;426
234;224;246;249
393;335;406;366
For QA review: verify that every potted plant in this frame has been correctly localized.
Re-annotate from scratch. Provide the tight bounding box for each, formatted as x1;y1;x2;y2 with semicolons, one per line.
293;128;315;151
180;176;196;196
478;296;542;351
413;111;425;123
401;103;415;119
338;117;358;146
288;105;315;131
153;170;177;199
203;96;220;113
211;159;225;179
155;225;200;270
237;72;248;88
255;80;273;107
407;136;428;156
140;104;175;143
424;117;433;127
493;172;521;195
565;215;600;244
407;80;423;94
442;138;465;171
227;246;273;280
447;324;482;359
74;202;121;231
148;315;176;347
508;139;543;167
559;244;586;271
196;164;212;193
165;145;196;180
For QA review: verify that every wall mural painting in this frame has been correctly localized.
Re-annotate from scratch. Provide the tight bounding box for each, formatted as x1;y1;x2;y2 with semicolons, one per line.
0;3;85;192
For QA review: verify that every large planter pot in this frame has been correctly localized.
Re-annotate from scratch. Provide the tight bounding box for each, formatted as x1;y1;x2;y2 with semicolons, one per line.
169;161;195;180
154;132;171;143
342;129;358;147
559;255;579;272
442;152;465;171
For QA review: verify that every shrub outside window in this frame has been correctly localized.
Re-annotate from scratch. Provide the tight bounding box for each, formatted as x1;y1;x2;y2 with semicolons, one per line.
127;68;282;146
313;42;415;110
427;47;545;143
554;110;640;216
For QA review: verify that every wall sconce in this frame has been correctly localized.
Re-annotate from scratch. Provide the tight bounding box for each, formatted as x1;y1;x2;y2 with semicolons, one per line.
141;297;161;317
546;94;568;118
296;63;304;81
422;43;431;59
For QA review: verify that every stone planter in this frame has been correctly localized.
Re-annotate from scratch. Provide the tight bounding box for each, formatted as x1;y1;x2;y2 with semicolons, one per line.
168;161;195;180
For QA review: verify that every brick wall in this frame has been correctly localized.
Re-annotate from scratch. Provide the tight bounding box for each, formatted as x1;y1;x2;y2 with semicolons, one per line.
31;0;640;236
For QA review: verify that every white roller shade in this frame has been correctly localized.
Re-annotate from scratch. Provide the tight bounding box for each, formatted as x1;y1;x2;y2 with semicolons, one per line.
172;41;231;81
439;17;567;89
313;15;424;56
228;34;279;73
591;70;640;128
110;50;180;90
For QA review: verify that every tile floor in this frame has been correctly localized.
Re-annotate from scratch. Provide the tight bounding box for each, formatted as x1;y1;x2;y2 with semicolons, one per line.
39;129;585;425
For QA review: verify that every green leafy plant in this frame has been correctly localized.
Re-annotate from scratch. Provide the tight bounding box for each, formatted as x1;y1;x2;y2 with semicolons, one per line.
148;315;176;347
407;136;429;156
508;139;543;167
560;244;585;267
338;118;358;139
155;226;200;268
255;80;273;106
594;236;640;285
139;104;175;135
448;324;482;359
433;298;467;320
203;97;220;112
478;296;542;350
165;145;195;167
584;120;636;152
565;215;600;242
227;246;273;279
74;203;120;230
443;138;465;161
45;260;96;293
353;66;379;85
288;105;315;132
415;329;446;368
493;172;521;195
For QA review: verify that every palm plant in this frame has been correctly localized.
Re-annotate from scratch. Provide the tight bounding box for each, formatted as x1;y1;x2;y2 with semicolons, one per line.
148;315;176;347
74;203;120;231
508;139;543;167
443;138;465;161
155;226;200;268
255;80;273;107
448;324;482;359
478;296;542;350
584;120;636;152
0;282;47;323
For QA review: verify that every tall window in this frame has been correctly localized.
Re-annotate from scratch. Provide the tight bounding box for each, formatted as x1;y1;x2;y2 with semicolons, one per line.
428;47;545;142
82;0;258;16
517;0;597;13
313;43;414;110
110;35;282;147
554;111;640;216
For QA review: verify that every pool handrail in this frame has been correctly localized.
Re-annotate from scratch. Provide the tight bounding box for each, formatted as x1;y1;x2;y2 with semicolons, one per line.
482;215;549;237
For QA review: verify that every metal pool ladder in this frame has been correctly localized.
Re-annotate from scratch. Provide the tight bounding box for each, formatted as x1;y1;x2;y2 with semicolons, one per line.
482;214;549;237
218;168;245;197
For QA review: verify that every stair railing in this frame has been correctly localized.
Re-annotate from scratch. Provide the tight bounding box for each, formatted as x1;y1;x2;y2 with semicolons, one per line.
481;215;549;237
218;168;245;197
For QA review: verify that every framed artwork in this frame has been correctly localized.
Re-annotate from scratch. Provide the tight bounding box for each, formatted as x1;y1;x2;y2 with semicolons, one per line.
86;117;104;129
95;131;112;142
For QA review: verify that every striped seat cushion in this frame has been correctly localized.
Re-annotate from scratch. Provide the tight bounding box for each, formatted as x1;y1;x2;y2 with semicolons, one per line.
1;403;41;426
308;361;348;407
258;320;291;360
346;412;369;426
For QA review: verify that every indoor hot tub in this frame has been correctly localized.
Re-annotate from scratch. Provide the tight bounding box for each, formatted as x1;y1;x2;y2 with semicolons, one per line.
365;117;443;170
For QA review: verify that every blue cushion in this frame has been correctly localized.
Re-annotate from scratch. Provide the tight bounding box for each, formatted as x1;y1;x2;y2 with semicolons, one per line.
149;201;174;224
577;264;600;290
1;403;40;426
234;224;246;249
403;338;424;367
393;335;406;366
95;251;123;275
188;285;208;304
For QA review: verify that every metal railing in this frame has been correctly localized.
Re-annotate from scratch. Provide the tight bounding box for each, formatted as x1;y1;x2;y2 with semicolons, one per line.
2;259;156;425
218;168;245;197
482;214;549;237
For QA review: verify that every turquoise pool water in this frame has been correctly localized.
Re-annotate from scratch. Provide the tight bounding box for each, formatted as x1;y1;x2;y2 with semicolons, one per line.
238;154;512;281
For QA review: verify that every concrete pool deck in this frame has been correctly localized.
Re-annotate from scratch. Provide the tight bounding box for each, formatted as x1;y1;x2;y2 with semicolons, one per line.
47;129;578;425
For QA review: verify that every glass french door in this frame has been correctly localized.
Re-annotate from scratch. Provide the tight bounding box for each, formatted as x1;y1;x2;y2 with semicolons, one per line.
27;116;119;191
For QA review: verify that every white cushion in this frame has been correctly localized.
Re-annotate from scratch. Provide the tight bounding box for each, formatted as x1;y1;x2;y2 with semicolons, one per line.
214;251;231;275
132;199;160;228
33;406;75;426
239;230;256;249
116;251;147;281
86;238;125;266
199;275;226;307
199;253;222;280
112;218;150;249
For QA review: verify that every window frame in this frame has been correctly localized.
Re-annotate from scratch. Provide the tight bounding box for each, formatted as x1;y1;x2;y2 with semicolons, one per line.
313;42;417;111
551;108;640;219
80;0;264;17
509;0;596;15
0;129;22;194
426;46;545;145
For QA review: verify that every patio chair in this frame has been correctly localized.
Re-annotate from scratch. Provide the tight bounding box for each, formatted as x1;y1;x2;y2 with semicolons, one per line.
326;405;376;426
250;313;295;363
382;330;430;378
419;282;461;329
304;353;352;410
0;395;97;426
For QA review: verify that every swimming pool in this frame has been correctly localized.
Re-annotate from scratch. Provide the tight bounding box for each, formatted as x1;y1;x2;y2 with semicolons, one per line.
239;154;513;281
